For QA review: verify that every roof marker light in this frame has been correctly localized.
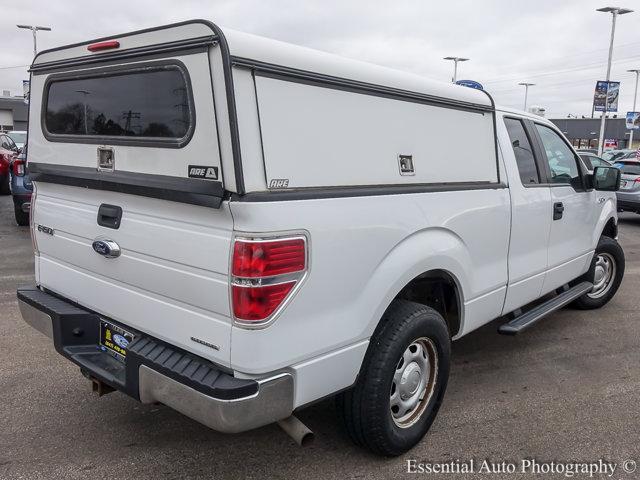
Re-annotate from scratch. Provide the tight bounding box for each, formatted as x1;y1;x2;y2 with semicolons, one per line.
87;40;120;52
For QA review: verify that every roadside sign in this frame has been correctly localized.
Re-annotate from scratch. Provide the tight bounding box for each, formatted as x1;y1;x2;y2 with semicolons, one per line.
626;111;640;130
22;80;29;105
593;81;620;112
455;79;484;90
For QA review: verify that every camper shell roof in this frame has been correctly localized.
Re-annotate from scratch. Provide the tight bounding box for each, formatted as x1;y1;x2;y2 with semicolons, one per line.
32;19;494;112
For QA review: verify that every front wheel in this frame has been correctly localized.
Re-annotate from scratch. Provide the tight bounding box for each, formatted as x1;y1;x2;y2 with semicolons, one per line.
573;236;624;309
336;300;451;456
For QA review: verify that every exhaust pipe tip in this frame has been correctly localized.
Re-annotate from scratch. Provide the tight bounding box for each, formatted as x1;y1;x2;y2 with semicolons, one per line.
277;415;314;447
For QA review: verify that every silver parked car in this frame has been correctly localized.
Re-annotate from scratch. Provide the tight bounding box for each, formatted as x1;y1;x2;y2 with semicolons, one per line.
579;153;612;173
616;161;640;214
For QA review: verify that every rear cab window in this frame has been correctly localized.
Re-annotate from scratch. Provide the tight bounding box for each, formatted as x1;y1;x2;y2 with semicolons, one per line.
504;117;540;185
44;62;194;147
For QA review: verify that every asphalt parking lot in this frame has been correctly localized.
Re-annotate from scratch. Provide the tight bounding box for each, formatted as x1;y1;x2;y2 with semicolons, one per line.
0;194;639;480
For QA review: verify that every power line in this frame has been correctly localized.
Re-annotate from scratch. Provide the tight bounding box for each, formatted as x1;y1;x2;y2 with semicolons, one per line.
483;53;640;85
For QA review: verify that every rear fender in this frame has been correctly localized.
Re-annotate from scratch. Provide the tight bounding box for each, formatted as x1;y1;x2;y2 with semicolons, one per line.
356;227;469;339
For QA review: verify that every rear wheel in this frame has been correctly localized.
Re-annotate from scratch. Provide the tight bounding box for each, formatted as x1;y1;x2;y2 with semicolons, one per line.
336;300;450;456
573;236;624;309
14;204;29;226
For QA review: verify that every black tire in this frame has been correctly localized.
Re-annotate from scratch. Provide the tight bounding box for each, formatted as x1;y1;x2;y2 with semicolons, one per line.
336;300;451;456
0;174;9;195
572;236;624;309
14;204;29;226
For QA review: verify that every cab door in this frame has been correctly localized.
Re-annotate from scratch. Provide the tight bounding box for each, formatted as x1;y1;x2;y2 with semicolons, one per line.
531;123;597;294
500;115;552;313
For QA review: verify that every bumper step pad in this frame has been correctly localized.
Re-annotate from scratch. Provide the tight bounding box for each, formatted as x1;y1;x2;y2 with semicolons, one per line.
17;287;257;401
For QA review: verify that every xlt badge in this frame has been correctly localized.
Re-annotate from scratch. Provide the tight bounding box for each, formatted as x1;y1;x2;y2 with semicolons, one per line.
188;165;219;180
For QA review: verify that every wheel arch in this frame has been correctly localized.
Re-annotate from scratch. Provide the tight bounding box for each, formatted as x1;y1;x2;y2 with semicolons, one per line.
601;215;617;240
362;228;470;341
593;198;617;246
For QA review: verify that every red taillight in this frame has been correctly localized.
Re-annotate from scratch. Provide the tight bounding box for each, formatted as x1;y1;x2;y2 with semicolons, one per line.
87;40;120;52
232;238;305;278
232;282;296;321
231;236;307;325
12;159;24;176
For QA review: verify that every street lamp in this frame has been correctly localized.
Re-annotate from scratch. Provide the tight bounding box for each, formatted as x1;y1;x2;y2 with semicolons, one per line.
518;82;535;111
17;24;52;58
443;57;469;83
595;7;633;156
628;69;640;148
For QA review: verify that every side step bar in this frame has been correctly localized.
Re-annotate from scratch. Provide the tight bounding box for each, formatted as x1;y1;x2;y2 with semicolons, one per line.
498;281;593;335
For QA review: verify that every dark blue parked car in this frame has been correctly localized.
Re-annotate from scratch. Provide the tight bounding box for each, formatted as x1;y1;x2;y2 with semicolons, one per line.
9;149;31;226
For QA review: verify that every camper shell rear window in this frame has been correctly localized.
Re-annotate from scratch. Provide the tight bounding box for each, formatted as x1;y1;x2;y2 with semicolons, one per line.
43;61;195;148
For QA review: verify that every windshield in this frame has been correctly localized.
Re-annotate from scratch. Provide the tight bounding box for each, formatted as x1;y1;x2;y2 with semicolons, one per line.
8;132;26;144
602;151;627;161
620;164;640;175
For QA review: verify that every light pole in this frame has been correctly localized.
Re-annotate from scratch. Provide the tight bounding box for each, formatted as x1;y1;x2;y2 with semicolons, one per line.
518;82;535;111
596;7;633;156
17;24;52;58
443;57;469;83
628;69;640;148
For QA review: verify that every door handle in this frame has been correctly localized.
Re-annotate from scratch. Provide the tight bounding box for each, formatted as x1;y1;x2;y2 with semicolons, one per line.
553;202;564;221
97;204;123;229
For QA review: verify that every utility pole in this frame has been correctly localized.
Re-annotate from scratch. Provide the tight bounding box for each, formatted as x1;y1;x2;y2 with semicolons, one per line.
596;7;633;156
443;57;469;83
518;83;535;111
628;69;640;148
17;24;52;58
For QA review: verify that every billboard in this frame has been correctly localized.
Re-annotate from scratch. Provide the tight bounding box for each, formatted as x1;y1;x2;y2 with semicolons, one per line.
626;111;640;130
22;80;29;105
593;81;620;112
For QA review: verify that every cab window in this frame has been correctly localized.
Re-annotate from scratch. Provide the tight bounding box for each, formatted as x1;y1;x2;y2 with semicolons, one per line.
534;124;580;185
504;118;540;185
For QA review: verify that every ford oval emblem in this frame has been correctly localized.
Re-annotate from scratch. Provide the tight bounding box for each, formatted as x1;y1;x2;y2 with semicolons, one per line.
113;333;130;349
92;239;121;259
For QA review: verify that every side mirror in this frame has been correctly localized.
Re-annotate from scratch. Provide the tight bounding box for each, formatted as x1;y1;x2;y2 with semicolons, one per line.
593;166;621;191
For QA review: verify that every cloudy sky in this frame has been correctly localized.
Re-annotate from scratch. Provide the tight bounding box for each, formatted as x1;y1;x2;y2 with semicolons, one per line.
2;0;640;118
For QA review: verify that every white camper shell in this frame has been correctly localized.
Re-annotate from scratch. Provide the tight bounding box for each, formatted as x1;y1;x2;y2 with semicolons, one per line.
18;20;623;455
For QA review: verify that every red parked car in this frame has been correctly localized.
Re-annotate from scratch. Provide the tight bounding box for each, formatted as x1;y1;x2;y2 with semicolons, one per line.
0;133;20;194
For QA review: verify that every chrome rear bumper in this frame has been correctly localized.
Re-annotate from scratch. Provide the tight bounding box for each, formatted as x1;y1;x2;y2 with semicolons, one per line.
138;366;293;433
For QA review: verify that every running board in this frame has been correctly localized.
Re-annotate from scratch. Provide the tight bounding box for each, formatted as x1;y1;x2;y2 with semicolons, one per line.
498;281;593;335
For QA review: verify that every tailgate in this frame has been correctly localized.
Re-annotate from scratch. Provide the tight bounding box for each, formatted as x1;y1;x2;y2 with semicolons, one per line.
27;23;233;366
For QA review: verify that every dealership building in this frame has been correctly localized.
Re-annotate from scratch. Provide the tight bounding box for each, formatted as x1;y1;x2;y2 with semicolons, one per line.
549;117;636;150
0;94;28;132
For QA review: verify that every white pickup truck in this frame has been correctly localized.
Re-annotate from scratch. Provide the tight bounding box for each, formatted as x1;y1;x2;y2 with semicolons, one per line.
18;20;624;456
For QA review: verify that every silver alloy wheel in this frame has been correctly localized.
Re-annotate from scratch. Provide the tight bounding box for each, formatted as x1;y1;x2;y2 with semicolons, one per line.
390;337;438;428
587;252;616;299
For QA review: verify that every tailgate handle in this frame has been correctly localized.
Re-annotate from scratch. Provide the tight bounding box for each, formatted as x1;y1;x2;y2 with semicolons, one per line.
97;204;123;229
